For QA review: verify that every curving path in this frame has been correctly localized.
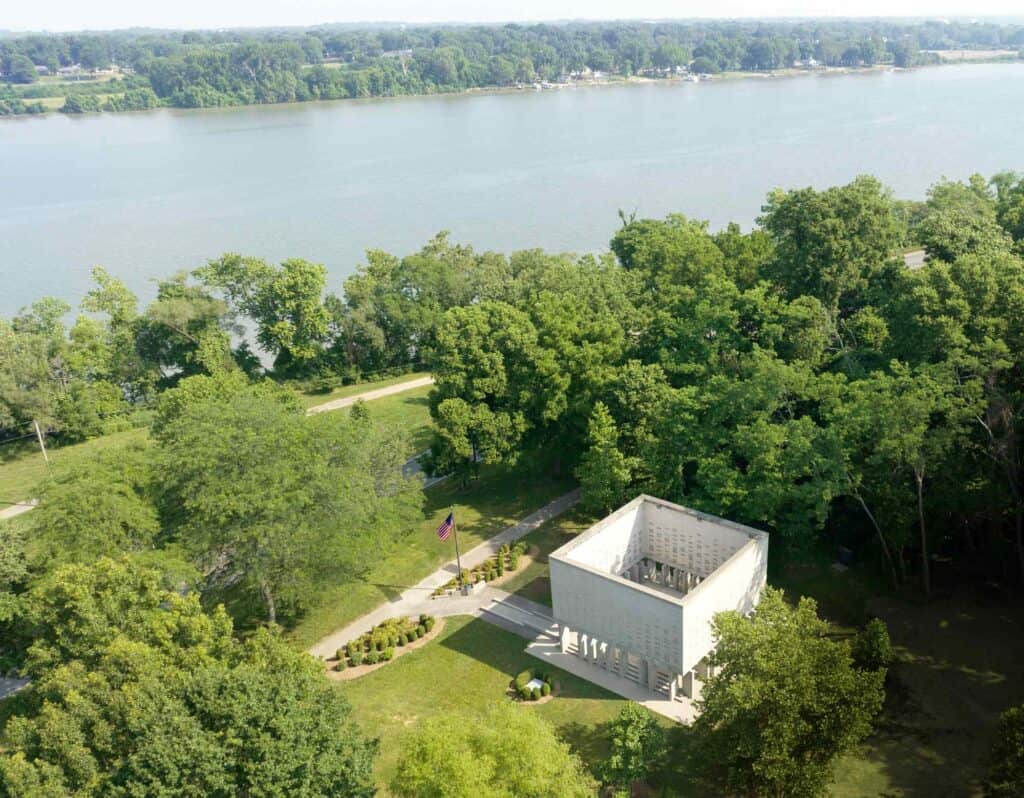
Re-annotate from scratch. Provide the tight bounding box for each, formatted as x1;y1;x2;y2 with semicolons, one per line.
306;375;435;415
308;488;580;659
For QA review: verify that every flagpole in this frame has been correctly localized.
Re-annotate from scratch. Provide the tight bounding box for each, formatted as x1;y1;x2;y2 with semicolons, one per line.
451;505;465;594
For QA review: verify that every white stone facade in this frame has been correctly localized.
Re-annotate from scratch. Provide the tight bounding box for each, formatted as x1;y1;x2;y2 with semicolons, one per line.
549;495;768;702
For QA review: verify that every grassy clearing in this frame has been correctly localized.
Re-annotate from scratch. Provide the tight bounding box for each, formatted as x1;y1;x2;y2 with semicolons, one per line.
339;614;632;794
287;465;575;649
348;385;433;456
0;427;148;507
295;372;430;409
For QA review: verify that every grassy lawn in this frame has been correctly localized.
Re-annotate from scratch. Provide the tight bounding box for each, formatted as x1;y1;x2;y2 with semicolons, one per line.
351;385;433;455
287;464;576;649
501;505;598;607
339;614;632;794
295;372;431;409
0;427;149;507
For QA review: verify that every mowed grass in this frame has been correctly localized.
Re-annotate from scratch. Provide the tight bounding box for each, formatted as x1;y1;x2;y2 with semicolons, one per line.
0;426;149;506
349;385;433;456
287;465;576;649
295;372;431;409
339;615;632;794
501;505;598;606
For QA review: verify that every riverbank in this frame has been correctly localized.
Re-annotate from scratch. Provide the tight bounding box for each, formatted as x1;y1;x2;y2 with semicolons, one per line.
4;56;1021;121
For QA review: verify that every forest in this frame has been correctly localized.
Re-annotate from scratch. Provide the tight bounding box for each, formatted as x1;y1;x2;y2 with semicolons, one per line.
2;18;1023;114
3;169;1024;795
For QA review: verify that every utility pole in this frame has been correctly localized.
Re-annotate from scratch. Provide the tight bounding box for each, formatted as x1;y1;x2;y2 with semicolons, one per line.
33;420;51;471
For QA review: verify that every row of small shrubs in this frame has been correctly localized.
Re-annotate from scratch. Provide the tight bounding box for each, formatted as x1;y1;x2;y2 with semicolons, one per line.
512;668;554;701
336;614;436;670
432;542;529;596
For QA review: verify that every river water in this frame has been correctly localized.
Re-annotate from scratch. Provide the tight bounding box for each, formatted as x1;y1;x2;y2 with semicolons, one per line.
2;63;1023;315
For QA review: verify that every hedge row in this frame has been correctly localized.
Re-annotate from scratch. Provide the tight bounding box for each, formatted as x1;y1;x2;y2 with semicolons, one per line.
336;614;436;670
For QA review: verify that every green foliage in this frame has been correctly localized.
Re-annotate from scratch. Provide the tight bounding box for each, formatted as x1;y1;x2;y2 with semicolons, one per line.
157;392;422;624
984;705;1024;798
25;443;160;567
691;587;885;798
577;402;635;513
391;702;595;798
601;703;667;790
0;559;377;798
853;618;894;671
196;254;330;372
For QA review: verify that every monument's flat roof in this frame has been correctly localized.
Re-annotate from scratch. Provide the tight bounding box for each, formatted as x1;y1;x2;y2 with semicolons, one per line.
549;494;768;608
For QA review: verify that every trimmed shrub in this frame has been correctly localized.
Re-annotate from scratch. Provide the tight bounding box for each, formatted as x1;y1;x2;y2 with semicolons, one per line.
383;647;395;661
346;642;358;658
336;658;347;672
496;558;505;576
419;614;429;625
541;682;551;697
350;650;364;667
364;651;379;666
853;618;893;671
417;624;427;637
398;633;409;646
514;670;533;691
336;647;347;661
424;617;435;632
509;553;520;570
518;685;532;700
531;687;541;701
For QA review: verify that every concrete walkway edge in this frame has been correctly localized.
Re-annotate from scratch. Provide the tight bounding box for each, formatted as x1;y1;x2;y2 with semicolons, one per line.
308;488;580;659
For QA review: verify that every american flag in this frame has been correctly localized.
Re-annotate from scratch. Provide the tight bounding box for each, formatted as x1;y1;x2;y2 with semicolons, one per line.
437;512;454;541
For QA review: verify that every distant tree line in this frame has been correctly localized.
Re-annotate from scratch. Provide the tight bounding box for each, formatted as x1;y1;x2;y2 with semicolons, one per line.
1;18;1023;114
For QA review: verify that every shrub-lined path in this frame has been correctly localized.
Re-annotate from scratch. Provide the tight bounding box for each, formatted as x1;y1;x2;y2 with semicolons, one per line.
308;489;579;660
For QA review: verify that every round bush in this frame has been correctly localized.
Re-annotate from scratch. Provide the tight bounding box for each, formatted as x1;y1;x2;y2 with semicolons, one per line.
514;670;532;691
530;687;541;701
350;650;363;667
336;658;347;672
383;647;395;661
518;685;532;700
417;624;427;637
541;682;551;696
424;617;435;632
336;647;347;662
364;651;379;666
398;633;408;646
346;642;357;658
419;614;429;625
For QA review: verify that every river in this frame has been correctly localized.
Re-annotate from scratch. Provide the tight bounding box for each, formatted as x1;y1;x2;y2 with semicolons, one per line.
2;62;1023;315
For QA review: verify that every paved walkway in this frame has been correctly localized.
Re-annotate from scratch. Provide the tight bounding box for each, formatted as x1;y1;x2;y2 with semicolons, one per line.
308;488;580;659
525;636;697;724
307;375;435;415
0;500;37;521
0;678;28;700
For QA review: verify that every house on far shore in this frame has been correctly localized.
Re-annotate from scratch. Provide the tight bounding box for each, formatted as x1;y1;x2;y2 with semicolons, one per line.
543;495;768;714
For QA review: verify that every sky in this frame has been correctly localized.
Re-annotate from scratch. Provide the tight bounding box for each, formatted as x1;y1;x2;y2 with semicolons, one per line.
3;0;1023;33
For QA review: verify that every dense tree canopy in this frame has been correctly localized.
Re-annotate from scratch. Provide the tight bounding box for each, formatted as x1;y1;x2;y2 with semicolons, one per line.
0;559;377;798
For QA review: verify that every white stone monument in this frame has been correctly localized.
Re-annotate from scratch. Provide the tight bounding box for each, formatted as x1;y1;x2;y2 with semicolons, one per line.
549;495;768;702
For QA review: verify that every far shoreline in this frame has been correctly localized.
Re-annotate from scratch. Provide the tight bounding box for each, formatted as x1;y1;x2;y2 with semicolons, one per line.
4;57;1022;123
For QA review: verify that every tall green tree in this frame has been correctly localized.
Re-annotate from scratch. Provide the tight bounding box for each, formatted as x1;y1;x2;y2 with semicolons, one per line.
158;393;421;624
391;702;595;798
577;402;635;513
691;587;885;798
600;703;667;794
